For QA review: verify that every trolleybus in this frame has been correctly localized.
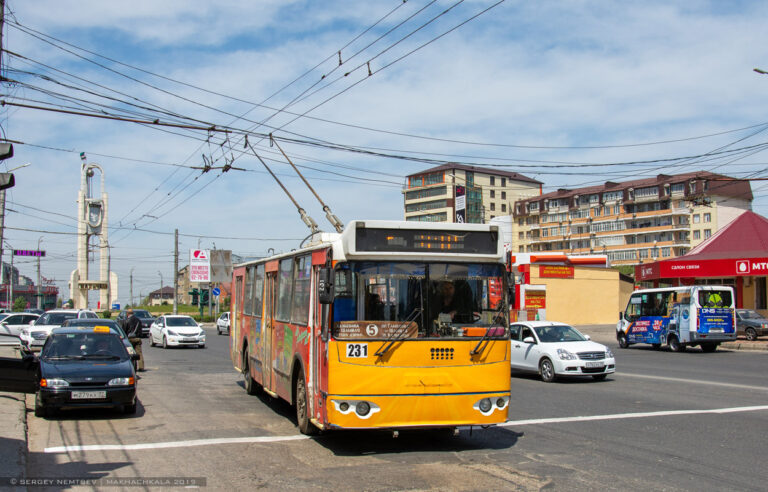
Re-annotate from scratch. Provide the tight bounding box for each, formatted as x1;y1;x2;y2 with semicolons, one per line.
230;220;511;434
617;285;736;352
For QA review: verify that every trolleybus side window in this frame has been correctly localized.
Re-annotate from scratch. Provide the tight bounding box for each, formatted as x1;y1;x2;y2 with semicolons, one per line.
291;255;311;325
276;258;293;322
244;266;255;316
253;264;264;318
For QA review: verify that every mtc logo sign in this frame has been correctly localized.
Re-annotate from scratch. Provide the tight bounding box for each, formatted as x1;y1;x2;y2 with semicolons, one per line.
736;259;768;275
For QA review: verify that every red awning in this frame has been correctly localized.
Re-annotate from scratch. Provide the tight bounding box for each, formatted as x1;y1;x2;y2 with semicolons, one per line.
636;211;768;281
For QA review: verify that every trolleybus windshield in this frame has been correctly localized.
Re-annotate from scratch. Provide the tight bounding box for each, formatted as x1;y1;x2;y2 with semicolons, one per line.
332;261;508;340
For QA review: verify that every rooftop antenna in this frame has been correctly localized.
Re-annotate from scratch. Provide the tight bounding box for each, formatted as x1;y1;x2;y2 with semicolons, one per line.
244;136;318;234
269;134;344;233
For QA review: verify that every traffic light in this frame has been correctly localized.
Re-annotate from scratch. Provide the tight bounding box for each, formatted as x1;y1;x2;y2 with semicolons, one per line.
200;289;209;304
0;143;16;190
188;288;199;306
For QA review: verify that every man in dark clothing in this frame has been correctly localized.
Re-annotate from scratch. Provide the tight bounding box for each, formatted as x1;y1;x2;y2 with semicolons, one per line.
125;308;144;371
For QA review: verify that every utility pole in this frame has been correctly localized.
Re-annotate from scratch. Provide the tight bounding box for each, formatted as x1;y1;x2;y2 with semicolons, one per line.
173;228;178;314
130;267;134;307
37;237;43;309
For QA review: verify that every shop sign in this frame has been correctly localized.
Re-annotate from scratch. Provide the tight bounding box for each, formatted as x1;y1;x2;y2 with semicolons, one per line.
539;265;574;279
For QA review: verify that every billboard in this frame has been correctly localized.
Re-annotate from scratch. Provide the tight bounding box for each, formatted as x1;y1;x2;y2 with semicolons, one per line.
190;249;210;283
209;249;233;283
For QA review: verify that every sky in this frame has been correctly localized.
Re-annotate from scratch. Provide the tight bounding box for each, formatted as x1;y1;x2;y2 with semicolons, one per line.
1;0;768;307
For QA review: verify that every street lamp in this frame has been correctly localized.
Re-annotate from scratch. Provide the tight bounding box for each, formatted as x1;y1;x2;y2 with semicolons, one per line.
157;271;163;306
37;237;43;310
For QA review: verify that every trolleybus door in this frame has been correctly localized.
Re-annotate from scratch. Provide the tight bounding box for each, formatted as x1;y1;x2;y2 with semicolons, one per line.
264;271;276;392
232;274;243;368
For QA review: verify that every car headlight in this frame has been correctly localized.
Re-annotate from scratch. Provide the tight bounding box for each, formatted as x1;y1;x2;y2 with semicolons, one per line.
605;348;614;358
166;330;178;336
41;378;69;388
557;348;578;360
21;329;29;337
108;377;135;386
199;331;206;337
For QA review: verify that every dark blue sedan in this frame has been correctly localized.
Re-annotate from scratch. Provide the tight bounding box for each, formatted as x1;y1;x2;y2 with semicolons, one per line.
0;325;138;417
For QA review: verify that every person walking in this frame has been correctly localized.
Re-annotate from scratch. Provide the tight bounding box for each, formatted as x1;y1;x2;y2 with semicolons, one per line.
125;308;145;371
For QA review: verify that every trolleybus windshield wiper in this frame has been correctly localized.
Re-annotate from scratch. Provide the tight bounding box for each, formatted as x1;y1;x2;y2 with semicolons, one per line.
470;303;507;356
375;308;422;357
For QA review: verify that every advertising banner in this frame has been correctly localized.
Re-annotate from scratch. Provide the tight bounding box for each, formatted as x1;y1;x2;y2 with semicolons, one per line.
539;265;574;279
190;249;210;283
455;185;466;223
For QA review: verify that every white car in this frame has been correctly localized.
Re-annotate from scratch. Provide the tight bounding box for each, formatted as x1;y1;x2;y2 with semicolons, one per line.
0;312;40;346
216;312;230;335
149;315;206;349
509;321;616;382
19;309;99;353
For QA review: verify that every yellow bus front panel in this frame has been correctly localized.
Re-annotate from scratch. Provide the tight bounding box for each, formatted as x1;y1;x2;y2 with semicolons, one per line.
326;339;510;429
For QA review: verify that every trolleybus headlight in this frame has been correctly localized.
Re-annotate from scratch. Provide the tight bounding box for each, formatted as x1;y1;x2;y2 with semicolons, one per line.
496;398;506;408
339;402;350;412
478;398;492;413
356;401;371;416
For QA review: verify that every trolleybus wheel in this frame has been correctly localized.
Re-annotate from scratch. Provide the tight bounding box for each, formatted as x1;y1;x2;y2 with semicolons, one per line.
745;328;757;341
295;369;318;435
700;343;717;353
617;333;628;349
539;358;556;383
668;335;685;352
243;352;262;396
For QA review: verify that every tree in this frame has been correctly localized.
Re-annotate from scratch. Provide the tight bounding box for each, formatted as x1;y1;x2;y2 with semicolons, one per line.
13;296;27;312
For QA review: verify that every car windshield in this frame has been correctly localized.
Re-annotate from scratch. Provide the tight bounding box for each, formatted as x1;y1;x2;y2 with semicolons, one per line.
739;310;764;319
35;313;78;325
534;325;587;343
42;333;127;360
134;310;152;318
166;317;198;327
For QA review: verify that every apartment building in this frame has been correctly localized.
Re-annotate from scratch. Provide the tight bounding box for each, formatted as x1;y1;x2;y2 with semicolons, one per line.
512;171;752;266
403;163;541;223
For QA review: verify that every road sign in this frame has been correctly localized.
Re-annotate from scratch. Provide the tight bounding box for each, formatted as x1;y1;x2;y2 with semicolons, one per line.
13;249;45;257
212;287;221;296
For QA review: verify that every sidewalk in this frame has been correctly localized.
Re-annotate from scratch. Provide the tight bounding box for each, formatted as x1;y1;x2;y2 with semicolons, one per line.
0;345;28;483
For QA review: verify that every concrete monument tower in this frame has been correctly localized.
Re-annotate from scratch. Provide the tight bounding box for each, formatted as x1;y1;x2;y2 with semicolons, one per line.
69;159;117;309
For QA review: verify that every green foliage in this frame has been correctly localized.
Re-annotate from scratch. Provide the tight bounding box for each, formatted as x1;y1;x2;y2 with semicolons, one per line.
102;310;112;318
613;265;635;277
12;296;27;312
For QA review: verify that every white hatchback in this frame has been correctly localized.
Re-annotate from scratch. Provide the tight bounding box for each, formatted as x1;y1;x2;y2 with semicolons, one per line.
509;321;615;382
149;315;206;349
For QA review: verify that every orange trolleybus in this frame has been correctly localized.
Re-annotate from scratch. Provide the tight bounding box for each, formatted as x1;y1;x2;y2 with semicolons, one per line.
230;220;511;434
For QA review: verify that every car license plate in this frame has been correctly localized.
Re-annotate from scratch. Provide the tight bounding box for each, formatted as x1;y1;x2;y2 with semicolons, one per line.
585;361;605;368
183;337;198;342
71;391;106;400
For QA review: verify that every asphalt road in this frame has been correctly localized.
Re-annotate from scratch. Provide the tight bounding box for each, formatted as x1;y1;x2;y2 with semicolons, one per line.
21;327;768;491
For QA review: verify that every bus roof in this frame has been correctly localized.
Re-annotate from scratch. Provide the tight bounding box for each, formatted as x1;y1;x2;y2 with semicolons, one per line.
234;220;505;267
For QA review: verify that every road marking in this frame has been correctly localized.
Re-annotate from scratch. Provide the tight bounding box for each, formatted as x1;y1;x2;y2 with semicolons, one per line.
43;405;768;453
44;434;309;454
619;372;768;392
499;405;768;427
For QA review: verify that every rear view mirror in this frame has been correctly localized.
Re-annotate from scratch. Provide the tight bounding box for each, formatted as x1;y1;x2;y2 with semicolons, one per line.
131;353;140;361
523;336;535;344
318;267;333;304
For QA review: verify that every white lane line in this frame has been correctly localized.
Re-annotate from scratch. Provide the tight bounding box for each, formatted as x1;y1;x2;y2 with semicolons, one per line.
499;405;768;427
44;405;768;453
44;434;309;454
619;372;768;392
